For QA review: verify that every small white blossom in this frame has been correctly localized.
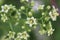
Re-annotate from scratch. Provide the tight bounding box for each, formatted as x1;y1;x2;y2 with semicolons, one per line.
49;6;59;21
21;31;30;40
47;21;55;36
17;32;22;39
26;17;37;27
49;11;59;21
1;4;10;13
1;14;8;22
47;28;55;36
17;31;29;40
1;4;16;13
7;31;15;38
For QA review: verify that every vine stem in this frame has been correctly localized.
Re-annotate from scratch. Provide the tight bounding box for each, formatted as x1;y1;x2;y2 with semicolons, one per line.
9;22;14;31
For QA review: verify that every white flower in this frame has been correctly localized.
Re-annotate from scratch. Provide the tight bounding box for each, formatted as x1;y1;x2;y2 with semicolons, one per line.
49;11;59;21
26;17;37;27
47;28;55;36
1;4;16;13
7;31;15;38
1;14;8;22
1;4;10;13
49;6;59;21
21;31;30;40
17;31;29;40
17;32;22;39
47;21;55;36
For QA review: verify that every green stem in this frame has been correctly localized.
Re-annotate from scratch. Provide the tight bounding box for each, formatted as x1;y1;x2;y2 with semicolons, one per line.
9;22;14;31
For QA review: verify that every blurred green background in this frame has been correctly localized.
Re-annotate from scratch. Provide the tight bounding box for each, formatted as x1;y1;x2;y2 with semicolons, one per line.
0;0;60;40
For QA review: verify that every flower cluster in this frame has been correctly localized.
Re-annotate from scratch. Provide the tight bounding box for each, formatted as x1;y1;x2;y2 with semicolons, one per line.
4;31;29;40
47;21;55;36
0;0;59;40
0;4;21;23
16;31;29;40
37;5;59;36
0;4;15;13
49;6;59;21
1;14;8;22
7;31;15;39
26;17;37;27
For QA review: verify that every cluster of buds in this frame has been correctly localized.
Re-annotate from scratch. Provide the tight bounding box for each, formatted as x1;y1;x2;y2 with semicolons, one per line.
0;4;21;24
38;5;59;36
